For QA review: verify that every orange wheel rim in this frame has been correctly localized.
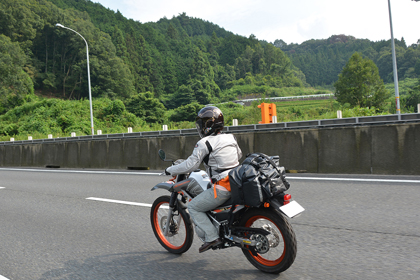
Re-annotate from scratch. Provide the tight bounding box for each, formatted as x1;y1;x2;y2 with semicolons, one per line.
153;201;186;250
245;215;285;266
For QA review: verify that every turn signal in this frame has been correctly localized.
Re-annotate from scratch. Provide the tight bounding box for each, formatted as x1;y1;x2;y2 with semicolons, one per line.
264;202;270;208
283;194;291;205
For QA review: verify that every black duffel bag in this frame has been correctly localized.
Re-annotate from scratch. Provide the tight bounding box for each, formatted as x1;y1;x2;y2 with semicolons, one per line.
229;153;290;207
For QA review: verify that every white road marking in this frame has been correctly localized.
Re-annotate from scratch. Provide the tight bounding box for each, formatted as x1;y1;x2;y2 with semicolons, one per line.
0;167;161;176
0;275;10;280
1;167;419;183
289;177;420;184
0;187;5;189
86;197;170;209
86;197;153;207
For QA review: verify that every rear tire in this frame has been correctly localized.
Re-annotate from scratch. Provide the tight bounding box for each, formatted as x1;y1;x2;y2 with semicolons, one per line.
239;208;297;274
150;195;194;254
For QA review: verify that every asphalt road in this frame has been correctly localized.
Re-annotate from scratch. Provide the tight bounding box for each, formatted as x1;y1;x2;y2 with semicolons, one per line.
0;168;419;280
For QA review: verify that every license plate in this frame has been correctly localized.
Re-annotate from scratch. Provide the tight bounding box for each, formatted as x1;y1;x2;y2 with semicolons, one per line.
279;201;305;218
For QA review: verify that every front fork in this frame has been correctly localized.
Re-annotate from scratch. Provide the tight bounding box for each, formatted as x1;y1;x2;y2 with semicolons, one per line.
163;192;181;237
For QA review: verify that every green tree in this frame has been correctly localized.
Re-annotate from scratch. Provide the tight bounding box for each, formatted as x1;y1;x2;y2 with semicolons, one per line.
215;64;235;90
187;47;220;105
334;52;389;109
166;23;178;40
0;0;43;51
235;46;254;78
169;102;202;122
125;92;166;123
0;35;34;114
402;82;420;112
161;56;178;95
112;26;129;61
169;84;196;108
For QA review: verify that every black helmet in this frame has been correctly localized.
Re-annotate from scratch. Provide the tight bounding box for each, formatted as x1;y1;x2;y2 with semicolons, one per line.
195;106;224;138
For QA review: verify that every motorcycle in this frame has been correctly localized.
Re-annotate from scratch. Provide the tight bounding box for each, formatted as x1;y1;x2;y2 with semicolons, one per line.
150;149;304;274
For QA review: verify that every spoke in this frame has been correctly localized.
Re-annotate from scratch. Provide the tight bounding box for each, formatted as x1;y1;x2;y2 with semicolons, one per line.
157;204;186;247
252;218;285;261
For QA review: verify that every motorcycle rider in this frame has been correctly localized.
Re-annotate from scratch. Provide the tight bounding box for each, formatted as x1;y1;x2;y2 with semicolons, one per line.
165;106;242;253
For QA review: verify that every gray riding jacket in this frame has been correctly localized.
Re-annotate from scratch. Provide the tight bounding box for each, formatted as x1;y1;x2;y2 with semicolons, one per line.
166;133;242;182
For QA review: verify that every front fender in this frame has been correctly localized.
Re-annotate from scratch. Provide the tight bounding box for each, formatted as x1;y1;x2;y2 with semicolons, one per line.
151;182;174;192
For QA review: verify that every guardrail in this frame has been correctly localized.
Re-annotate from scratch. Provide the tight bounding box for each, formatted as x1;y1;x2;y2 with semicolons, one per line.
235;93;334;103
211;93;335;106
1;113;419;146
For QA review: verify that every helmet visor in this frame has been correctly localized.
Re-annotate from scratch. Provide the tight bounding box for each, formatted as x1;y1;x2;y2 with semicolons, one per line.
195;118;205;138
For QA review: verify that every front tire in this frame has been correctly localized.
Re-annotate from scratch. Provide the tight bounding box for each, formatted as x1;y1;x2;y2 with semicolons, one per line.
150;195;194;254
239;208;297;274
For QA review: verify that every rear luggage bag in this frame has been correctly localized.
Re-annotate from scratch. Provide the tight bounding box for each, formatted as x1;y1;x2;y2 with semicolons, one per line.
229;153;290;207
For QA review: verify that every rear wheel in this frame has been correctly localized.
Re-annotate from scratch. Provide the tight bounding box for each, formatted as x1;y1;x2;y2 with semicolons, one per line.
150;195;193;254
239;208;297;274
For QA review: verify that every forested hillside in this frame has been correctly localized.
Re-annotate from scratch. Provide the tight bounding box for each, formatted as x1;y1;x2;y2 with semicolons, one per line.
1;0;419;140
276;35;420;88
1;0;303;109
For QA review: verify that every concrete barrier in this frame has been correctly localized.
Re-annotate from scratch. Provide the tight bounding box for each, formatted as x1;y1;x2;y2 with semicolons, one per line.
0;123;419;175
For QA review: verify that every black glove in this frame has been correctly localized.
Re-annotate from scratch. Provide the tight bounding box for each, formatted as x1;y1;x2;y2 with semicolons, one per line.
164;168;171;175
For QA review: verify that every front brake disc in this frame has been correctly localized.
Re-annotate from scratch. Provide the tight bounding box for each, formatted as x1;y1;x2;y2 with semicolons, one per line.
160;216;175;237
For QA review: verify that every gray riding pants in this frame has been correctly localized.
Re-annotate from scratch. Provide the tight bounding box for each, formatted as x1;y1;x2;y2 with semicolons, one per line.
187;187;231;242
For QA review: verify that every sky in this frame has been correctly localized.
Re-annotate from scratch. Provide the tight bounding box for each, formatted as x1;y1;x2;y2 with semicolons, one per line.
93;0;420;46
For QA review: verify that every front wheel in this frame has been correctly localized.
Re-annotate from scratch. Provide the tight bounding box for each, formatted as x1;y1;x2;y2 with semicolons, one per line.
239;208;297;274
150;195;194;254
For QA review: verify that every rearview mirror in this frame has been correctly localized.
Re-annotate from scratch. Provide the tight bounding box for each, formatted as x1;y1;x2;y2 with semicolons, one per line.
158;149;166;161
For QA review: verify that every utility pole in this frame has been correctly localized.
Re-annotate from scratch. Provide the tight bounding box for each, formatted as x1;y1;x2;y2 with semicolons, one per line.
55;23;95;135
387;0;400;115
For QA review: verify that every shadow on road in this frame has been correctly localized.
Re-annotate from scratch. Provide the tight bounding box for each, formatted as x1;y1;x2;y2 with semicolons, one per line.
39;250;281;280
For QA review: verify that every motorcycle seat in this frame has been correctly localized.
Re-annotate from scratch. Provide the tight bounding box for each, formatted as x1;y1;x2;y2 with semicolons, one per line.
216;197;235;208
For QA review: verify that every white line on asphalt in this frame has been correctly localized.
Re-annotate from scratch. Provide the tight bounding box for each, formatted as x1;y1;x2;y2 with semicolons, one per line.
86;197;171;209
0;167;160;176
0;275;10;280
1;167;420;184
289;177;420;184
86;197;153;207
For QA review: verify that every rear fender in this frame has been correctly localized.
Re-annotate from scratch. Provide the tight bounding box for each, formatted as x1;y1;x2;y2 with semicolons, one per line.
269;198;285;215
